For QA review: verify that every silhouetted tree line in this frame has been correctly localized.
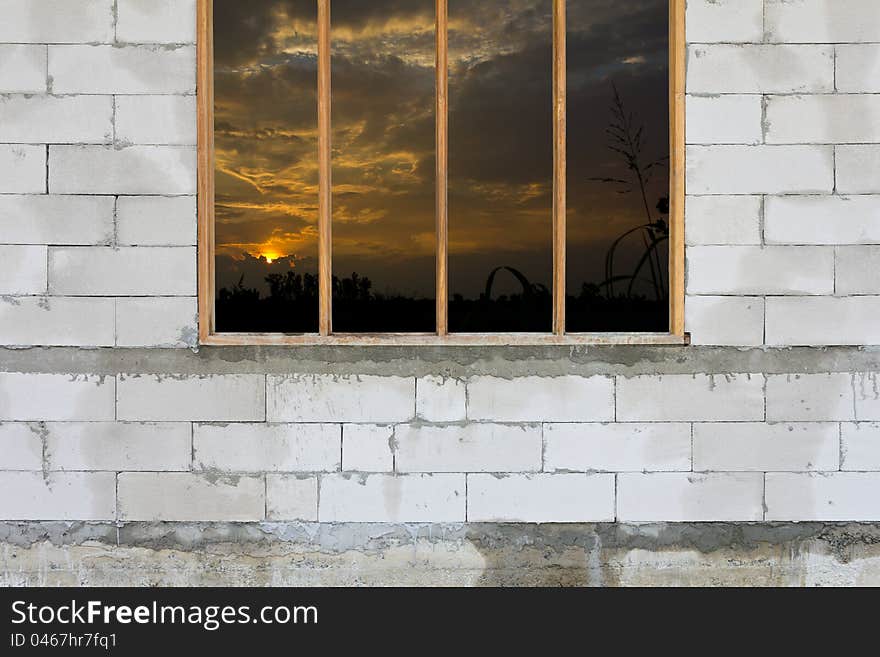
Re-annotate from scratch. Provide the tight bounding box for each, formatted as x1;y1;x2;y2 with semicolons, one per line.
216;266;666;334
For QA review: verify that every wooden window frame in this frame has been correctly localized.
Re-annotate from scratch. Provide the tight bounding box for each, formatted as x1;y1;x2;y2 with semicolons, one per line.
197;0;687;347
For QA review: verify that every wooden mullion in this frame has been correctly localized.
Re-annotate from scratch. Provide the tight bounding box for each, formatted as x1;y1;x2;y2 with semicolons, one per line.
552;0;567;335
435;0;449;336
669;0;686;336
197;0;215;342
317;0;333;336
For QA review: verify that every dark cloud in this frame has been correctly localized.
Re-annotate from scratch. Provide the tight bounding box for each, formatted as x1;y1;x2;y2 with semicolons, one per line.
213;0;669;300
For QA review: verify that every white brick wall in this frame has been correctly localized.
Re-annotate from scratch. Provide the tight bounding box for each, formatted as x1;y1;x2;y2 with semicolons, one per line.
0;0;879;527
395;423;542;473
116;0;197;45
49;45;196;95
266;475;319;522
0;374;115;422
116;196;197;246
118;473;265;522
342;425;394;472
49;146;197;195
467;376;614;422
0;0;115;43
684;1;880;351
617;473;765;522
0;145;46;194
267;375;414;423
193;423;341;473
693;422;839;472
0;45;47;93
467;473;615;523
0;472;116;521
686;0;763;44
836;146;880;193
544;423;691;472
616;374;765;422
117;374;265;422
319;474;465;523
46;422;191;471
0;196;113;246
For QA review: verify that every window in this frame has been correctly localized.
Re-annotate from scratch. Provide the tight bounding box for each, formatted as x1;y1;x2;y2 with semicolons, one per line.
197;0;685;345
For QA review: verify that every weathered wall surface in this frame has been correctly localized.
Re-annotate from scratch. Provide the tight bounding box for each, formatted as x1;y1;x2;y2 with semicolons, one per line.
2;0;880;585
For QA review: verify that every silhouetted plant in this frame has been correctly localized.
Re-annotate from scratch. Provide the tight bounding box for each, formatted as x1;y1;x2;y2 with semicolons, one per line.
592;83;669;301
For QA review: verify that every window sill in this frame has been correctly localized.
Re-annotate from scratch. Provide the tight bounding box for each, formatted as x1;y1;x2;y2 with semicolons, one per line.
201;332;690;347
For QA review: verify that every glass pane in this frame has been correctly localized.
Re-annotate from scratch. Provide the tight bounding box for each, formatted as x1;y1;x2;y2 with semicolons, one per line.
331;0;436;332
566;0;670;332
213;0;319;333
448;0;553;333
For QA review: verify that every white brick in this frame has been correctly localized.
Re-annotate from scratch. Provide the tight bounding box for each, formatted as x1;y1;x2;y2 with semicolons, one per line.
855;374;880;421
342;425;394;472
266;475;319;521
0;196;113;246
416;376;466;422
319;473;465;523
117;196;196;246
116;297;197;347
0;0;114;43
766;373;855;422
766;472;880;521
117;0;197;44
0;423;43;470
49;45;196;94
395;424;542;473
685;196;761;246
694;422;839;472
194;423;340;473
617;473;764;522
766;95;880;144
0;472;115;521
116;95;197;145
49;146;196;195
837;45;880;94
0;245;47;294
0;45;46;93
687;45;833;94
0;96;112;144
0;374;115;422
118;473;265;522
837;247;880;294
687;246;833;295
49;247;196;296
267;375;414;423
837;146;880;194
766;297;880;346
685;296;764;347
47;422;191;471
117;374;265;422
686;95;762;145
0;297;114;347
467;376;613;422
467;473;615;523
842;423;880;471
766;0;880;43
544;423;691;473
686;0;763;43
0;145;46;194
617;374;764;422
687;145;833;195
766;196;880;245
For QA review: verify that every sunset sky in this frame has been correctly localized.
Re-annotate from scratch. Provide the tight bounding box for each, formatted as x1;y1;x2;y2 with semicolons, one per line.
213;0;669;320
